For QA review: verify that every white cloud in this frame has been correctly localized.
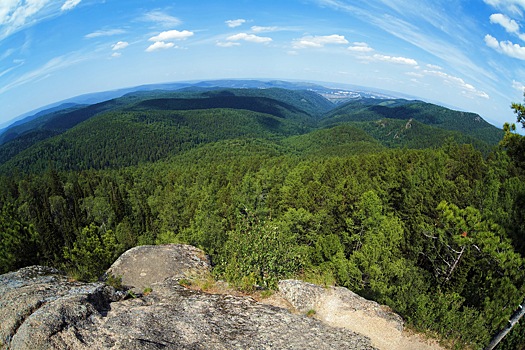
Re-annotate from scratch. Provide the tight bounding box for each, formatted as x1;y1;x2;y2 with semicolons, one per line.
111;52;121;58
0;53;89;95
149;29;194;42
485;34;525;59
0;62;22;78
512;79;525;91
85;29;126;38
145;41;174;52
112;41;129;50
287;50;299;55
364;54;418;65
226;33;272;43
406;72;423;77
485;34;501;49
216;42;241;47
484;0;525;14
226;19;245;28
0;0;50;40
423;70;490;98
0;0;19;24
313;0;495;83
490;13;520;33
348;42;373;52
426;64;443;70
251;26;278;32
0;48;15;61
292;34;348;49
140;10;181;28
61;0;81;11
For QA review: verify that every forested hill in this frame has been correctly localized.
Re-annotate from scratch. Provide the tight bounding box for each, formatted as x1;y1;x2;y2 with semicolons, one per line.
0;103;86;145
321;98;504;145
126;96;314;122
0;87;333;147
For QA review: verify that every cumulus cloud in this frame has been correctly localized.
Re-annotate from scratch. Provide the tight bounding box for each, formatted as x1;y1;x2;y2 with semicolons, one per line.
490;13;525;41
85;29;126;38
369;54;418;65
226;33;272;43
347;42;373;52
61;0;81;11
490;13;520;33
287;50;299;55
145;41;174;52
485;34;525;59
112;41;129;50
111;52;121;58
512;79;525;91
406;72;423;77
292;34;348;49
216;42;241;47
424;70;489;99
140;10;181;28
149;29;194;42
226;19;245;28
251;26;278;32
426;64;443;70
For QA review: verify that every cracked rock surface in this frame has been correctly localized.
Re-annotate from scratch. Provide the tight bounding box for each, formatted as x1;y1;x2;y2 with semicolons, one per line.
0;245;378;350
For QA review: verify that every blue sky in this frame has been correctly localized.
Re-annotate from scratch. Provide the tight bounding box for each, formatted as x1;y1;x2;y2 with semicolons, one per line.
1;0;525;129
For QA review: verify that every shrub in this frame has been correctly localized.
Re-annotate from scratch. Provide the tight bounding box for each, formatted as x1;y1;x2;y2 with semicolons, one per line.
215;210;302;290
63;224;119;281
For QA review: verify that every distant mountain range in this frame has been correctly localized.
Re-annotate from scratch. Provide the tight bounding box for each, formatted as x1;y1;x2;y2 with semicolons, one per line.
0;79;404;134
0;80;504;175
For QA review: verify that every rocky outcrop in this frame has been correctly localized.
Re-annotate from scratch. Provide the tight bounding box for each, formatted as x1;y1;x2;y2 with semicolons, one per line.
278;279;403;331
0;265;126;349
103;243;211;292
276;280;443;350
0;245;378;350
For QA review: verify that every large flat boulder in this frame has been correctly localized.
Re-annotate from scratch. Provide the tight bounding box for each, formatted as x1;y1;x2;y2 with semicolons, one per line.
103;243;211;291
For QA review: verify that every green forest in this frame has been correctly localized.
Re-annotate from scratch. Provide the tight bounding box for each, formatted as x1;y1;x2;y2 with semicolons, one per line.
0;87;524;349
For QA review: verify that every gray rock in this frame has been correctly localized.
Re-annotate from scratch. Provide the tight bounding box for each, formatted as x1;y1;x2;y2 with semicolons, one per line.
0;246;378;350
278;279;403;330
0;265;125;349
103;244;211;292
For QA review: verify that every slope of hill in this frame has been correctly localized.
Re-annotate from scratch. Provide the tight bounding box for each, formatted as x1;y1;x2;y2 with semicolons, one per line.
0;87;332;147
345;118;493;155
122;87;335;118
281;124;385;158
127;96;314;123
0;103;86;145
321;99;504;145
0;107;309;174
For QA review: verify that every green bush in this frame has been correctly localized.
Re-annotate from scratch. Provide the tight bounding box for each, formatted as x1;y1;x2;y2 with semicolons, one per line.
216;210;302;290
407;290;490;349
63;224;119;281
